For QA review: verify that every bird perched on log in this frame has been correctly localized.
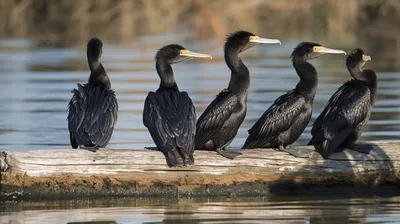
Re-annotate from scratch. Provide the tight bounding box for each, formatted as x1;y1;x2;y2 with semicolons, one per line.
309;48;377;159
67;37;118;151
243;42;346;158
195;30;281;159
143;44;212;167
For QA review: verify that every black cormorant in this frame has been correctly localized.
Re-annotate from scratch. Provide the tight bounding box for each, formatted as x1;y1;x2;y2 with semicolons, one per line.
308;48;376;159
67;37;118;151
242;42;346;158
195;30;281;159
143;44;212;167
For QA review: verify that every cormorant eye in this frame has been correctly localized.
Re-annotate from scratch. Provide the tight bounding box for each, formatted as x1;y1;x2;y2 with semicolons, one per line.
313;47;317;51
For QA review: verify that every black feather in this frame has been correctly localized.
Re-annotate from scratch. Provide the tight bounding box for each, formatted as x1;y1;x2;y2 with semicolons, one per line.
67;83;118;148
309;82;372;156
243;90;307;149
309;48;377;158
143;90;196;167
195;90;238;149
243;42;323;150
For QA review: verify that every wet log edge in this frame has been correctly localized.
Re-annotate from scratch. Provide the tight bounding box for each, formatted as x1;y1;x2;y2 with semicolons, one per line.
1;142;399;200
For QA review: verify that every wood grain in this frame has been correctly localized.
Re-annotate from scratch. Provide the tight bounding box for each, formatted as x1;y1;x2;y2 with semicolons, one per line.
1;142;399;199
1;142;399;176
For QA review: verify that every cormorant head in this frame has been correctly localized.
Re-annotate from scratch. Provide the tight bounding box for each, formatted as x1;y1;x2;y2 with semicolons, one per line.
87;37;103;61
291;42;346;61
155;44;212;64
346;48;371;69
224;30;281;54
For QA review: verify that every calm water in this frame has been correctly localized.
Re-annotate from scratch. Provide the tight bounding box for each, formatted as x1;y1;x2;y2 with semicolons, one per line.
1;36;400;223
1;36;400;150
1;196;400;223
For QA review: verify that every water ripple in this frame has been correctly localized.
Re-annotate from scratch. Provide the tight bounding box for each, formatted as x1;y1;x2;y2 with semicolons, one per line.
0;38;399;150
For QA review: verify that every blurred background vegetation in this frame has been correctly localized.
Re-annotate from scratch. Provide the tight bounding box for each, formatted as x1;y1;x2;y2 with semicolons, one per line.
1;0;399;70
0;0;399;45
0;0;399;71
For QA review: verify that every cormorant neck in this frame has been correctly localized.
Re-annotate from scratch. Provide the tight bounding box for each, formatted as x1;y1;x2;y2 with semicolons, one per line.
347;63;376;85
349;67;377;101
156;59;176;89
292;57;318;101
347;63;364;80
225;48;250;93
88;60;111;89
87;53;102;72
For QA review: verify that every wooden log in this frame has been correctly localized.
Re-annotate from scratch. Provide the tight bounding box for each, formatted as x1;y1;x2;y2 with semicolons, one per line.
1;142;400;199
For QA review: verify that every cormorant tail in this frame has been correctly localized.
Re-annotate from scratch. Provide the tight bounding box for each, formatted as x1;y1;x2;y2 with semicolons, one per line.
70;133;78;149
321;128;354;159
177;147;194;166
166;149;185;167
321;140;333;159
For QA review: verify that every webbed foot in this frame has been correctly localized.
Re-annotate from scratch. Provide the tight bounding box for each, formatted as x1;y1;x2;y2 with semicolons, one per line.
348;143;374;154
81;146;99;152
216;148;244;160
278;145;314;158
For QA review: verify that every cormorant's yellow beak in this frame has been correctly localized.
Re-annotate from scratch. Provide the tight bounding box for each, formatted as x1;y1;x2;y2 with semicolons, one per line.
249;36;281;45
363;55;371;62
313;46;346;55
180;50;212;59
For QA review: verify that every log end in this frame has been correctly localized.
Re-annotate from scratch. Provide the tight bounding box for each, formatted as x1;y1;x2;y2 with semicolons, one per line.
0;152;8;172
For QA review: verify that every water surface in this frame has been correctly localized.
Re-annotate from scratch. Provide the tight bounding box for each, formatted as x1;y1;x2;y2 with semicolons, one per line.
1;196;400;223
1;36;399;150
1;36;400;223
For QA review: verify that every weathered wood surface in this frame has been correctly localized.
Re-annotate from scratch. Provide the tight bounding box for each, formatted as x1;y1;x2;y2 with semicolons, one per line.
1;142;399;199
